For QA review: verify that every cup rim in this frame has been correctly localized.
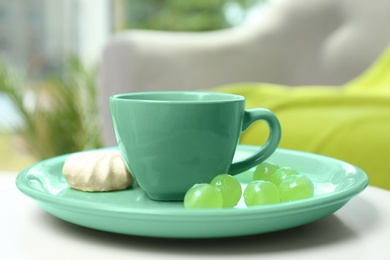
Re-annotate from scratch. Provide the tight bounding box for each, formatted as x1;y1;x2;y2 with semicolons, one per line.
110;91;245;103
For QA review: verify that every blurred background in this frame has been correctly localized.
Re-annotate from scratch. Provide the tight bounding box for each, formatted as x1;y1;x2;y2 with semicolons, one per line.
0;0;269;171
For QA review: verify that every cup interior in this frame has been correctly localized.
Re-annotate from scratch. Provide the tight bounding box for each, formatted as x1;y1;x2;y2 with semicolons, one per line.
111;91;244;103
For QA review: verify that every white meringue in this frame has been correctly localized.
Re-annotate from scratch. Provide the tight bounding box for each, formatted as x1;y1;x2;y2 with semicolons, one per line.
62;150;133;192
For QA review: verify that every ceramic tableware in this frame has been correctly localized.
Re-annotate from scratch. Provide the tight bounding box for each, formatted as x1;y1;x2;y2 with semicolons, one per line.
110;91;281;200
15;145;368;238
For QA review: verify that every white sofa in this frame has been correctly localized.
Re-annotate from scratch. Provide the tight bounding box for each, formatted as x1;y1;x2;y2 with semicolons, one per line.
99;0;390;147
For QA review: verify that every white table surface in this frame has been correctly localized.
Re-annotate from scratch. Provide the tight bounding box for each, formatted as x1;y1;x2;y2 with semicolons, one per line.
1;172;390;260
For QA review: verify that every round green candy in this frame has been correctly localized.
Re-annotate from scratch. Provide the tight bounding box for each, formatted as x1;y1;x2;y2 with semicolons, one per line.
269;167;300;187
210;174;242;208
184;183;223;209
253;162;280;181
279;174;314;202
243;180;280;206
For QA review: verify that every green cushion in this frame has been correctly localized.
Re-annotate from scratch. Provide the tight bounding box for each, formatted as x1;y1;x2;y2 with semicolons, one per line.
213;46;390;190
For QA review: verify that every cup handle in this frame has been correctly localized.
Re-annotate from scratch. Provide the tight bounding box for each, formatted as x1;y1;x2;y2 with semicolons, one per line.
228;108;281;175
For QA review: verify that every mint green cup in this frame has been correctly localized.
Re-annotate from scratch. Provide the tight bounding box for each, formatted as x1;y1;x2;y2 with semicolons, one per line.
110;91;281;201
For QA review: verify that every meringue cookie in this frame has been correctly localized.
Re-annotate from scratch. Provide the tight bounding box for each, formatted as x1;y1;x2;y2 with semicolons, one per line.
62;150;133;192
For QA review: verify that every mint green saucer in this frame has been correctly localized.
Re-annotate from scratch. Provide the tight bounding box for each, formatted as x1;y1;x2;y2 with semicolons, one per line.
15;145;368;238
